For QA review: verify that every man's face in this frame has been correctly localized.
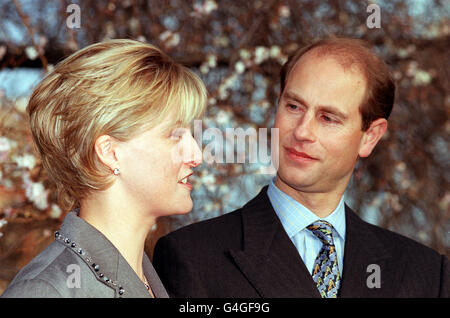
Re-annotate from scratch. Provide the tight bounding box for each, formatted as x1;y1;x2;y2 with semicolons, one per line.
274;52;372;197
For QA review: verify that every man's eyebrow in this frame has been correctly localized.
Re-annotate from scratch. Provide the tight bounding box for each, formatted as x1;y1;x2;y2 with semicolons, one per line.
282;90;349;120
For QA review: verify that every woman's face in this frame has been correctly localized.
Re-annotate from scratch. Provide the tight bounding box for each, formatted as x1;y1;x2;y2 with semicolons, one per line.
115;118;202;218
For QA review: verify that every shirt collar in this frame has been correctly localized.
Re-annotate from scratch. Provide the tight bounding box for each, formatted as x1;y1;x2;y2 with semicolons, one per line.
267;178;346;240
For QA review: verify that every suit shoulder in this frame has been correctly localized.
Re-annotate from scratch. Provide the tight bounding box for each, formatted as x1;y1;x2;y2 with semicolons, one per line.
2;242;93;297
362;218;444;261
1;276;62;298
161;208;243;245
9;242;83;282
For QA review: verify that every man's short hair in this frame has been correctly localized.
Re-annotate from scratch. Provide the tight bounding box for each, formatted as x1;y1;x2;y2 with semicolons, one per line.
27;39;207;211
280;37;395;131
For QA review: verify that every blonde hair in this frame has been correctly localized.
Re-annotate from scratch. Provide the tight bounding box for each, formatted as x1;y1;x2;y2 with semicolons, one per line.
27;39;207;212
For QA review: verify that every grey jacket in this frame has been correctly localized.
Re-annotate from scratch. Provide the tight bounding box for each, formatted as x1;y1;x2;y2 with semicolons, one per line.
1;211;169;298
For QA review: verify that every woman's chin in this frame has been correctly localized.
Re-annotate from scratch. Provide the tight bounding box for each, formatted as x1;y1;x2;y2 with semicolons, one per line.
171;201;194;216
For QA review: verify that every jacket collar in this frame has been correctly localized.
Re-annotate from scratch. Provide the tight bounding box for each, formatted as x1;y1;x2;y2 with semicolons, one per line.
56;211;168;298
228;186;395;298
228;186;320;297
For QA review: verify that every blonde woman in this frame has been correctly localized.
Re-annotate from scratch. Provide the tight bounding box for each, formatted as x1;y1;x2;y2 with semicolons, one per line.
1;39;207;298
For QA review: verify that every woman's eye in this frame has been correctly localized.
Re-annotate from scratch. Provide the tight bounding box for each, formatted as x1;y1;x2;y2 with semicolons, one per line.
170;127;190;140
170;128;184;139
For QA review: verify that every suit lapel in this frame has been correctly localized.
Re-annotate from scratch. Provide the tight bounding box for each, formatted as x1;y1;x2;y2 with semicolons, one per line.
228;187;320;298
339;206;398;297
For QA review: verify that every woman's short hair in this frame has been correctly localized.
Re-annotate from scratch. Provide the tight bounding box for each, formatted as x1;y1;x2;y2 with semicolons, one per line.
280;37;395;131
27;39;207;212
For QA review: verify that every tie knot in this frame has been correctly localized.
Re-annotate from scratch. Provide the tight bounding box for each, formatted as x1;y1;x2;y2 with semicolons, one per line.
307;220;335;246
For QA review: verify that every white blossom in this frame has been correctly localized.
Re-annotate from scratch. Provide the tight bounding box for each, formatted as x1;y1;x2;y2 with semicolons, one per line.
207;54;217;68
201;173;216;185
104;21;116;39
406;61;418;77
279;5;290;18
50;204;62;219
25;46;39;60
137;35;147;42
22;172;49;210
214;36;229;47
234;61;245;74
413;70;432;86
14;96;28;113
216;109;231;125
107;2;116;11
217;74;238;100
13;153;36;170
208;97;217;105
200;64;209;74
239;49;251;60
159;30;180;48
0;137;17;162
254;46;269;64
129;17;139;34
269;45;281;58
193;0;218;16
46;64;55;74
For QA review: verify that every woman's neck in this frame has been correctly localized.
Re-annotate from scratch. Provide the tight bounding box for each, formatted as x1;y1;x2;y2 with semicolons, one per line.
78;192;155;281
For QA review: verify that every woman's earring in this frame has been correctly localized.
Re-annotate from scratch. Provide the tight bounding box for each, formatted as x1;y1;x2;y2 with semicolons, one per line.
113;168;120;175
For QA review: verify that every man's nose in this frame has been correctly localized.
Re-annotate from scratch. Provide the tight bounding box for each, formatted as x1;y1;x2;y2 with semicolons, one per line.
293;113;316;142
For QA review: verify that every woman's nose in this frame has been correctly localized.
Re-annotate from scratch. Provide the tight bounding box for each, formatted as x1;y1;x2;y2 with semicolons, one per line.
183;133;203;167
186;136;203;167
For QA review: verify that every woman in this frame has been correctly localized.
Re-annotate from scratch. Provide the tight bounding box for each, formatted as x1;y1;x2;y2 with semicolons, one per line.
1;39;207;298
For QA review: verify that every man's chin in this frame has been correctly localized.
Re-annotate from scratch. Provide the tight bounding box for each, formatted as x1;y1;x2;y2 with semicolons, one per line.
276;173;315;192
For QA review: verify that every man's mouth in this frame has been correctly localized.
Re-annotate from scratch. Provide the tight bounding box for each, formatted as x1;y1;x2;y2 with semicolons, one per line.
284;147;318;161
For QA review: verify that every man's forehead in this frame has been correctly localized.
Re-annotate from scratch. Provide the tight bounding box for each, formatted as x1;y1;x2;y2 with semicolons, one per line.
294;49;366;79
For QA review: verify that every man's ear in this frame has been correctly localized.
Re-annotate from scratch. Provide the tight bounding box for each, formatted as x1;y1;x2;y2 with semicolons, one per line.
94;135;119;172
358;118;388;158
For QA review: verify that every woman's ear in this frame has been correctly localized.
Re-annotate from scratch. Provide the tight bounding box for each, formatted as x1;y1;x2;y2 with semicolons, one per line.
94;135;119;172
358;118;388;158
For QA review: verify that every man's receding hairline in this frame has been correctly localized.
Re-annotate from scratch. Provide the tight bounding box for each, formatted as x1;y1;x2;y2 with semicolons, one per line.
296;46;367;77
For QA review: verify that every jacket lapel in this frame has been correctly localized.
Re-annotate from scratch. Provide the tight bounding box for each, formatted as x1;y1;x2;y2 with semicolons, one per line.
143;255;169;298
228;186;320;298
339;206;397;297
58;211;159;298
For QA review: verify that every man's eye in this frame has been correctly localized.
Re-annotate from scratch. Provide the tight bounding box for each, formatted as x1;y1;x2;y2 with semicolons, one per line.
287;104;299;111
321;115;337;123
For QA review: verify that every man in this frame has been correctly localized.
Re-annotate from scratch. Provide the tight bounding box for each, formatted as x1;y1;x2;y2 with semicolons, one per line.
152;38;449;298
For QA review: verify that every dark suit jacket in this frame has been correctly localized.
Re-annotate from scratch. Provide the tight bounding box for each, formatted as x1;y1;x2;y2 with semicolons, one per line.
2;211;168;298
153;186;449;298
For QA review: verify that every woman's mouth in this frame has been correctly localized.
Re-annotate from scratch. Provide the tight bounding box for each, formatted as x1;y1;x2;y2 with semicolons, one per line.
178;173;193;190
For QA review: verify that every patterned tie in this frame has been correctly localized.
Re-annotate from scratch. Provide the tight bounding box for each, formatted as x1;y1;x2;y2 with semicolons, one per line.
307;220;341;298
